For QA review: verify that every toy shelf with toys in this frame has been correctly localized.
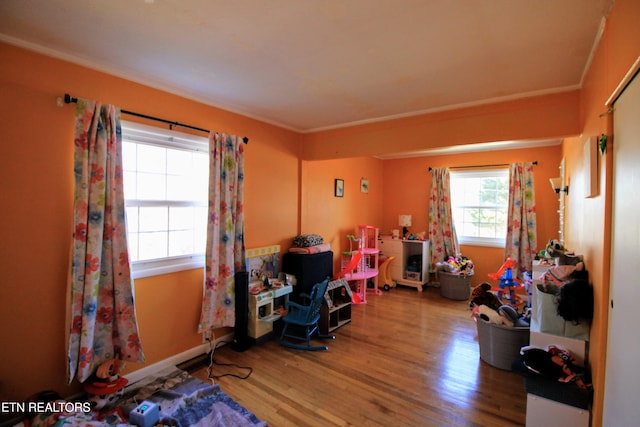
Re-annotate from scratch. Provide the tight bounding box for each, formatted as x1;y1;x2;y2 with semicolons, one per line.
520;241;592;427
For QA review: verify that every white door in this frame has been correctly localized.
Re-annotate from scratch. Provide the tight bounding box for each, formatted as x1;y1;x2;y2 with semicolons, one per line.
602;70;640;425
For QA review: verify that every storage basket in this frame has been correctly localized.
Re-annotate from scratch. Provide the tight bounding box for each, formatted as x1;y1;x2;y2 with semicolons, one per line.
475;317;530;370
439;271;473;300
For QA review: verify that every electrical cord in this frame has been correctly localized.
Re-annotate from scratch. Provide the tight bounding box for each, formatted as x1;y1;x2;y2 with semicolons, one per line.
205;335;253;381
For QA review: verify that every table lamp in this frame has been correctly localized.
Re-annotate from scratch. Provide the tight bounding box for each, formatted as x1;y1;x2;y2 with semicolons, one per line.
398;214;412;239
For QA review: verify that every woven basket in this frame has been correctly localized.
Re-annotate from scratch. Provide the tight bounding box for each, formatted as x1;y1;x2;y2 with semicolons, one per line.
439;271;473;300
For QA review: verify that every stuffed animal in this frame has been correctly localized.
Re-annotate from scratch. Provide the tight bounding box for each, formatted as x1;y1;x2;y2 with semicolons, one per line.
497;304;529;327
545;239;565;258
435;261;454;273
473;304;513;327
470;282;503;310
519;346;591;389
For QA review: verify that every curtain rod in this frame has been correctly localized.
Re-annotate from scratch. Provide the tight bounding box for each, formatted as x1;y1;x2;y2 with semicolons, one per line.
428;161;537;171
63;94;248;144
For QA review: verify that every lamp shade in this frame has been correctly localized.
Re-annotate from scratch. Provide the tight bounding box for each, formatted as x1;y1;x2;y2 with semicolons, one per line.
398;214;412;227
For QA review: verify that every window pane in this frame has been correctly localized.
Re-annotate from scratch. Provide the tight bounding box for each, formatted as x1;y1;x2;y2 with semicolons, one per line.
139;206;168;232
167;174;193;201
137;144;166;174
194;206;207;251
126;206;139;233
169;206;194;230
137;173;166;200
123;171;137;200
450;169;508;246
138;231;168;260
122;142;137;172
167;148;192;175
122;122;209;277
128;231;139;261
169;230;194;256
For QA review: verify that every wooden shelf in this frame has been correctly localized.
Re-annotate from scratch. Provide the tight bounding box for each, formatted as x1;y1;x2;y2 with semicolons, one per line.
320;278;353;334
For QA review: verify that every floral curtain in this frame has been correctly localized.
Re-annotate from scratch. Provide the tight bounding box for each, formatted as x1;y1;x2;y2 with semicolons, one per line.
198;133;245;333
505;162;537;279
67;99;144;383
428;167;459;271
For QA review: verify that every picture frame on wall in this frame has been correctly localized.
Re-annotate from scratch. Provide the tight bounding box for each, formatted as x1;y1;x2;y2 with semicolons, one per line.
335;179;344;197
360;178;369;193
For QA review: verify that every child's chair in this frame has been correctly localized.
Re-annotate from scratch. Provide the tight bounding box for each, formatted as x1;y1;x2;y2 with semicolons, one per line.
278;278;334;351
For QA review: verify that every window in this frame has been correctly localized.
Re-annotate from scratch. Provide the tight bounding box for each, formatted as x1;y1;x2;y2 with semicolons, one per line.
449;169;509;247
122;122;209;278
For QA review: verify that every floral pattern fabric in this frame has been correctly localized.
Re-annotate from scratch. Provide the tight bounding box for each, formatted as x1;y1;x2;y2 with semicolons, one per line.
67;99;144;384
505;162;537;279
199;133;245;332
428;168;459;271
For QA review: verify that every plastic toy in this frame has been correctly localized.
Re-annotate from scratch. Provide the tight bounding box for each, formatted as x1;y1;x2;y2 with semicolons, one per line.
84;359;128;409
488;257;525;306
378;256;396;291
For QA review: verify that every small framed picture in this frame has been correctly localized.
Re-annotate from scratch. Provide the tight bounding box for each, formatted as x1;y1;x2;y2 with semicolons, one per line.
335;179;344;197
360;178;369;193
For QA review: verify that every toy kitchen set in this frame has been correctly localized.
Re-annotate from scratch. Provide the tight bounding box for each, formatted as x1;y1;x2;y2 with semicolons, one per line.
246;245;294;343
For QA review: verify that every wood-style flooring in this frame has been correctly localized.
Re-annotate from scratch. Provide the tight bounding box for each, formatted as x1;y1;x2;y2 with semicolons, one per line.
190;285;527;427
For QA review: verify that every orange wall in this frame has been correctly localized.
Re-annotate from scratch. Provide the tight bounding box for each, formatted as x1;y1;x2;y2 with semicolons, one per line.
300;90;580;160
564;0;640;425
0;43;302;400
380;145;562;288
301;157;384;272
1;2;638;423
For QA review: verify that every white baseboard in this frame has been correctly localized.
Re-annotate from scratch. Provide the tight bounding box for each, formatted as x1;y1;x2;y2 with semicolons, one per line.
124;332;233;385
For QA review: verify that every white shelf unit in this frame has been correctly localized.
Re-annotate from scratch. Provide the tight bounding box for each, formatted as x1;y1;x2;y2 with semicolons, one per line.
379;237;429;292
524;260;590;427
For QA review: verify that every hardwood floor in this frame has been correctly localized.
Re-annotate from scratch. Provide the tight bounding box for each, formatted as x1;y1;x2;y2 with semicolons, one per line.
190;286;527;427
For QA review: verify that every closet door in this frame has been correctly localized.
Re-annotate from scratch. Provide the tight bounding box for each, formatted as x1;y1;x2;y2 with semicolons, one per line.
603;68;640;425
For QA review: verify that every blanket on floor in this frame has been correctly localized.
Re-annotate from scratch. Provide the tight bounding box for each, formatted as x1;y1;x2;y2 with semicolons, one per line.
23;367;266;427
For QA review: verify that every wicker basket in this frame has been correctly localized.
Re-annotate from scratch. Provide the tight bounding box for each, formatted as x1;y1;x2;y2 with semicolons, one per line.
439;271;473;300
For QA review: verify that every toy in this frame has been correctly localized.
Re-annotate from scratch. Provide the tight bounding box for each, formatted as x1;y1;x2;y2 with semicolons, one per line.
519;345;592;389
544;240;584;265
84;359;128;410
445;255;474;275
497;304;529;327
343;234;360;255
488;256;525;306
470;282;502;310
472;304;513;327
545;239;565;258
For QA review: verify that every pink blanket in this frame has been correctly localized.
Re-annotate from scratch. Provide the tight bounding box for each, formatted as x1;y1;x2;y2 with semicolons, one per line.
288;243;332;254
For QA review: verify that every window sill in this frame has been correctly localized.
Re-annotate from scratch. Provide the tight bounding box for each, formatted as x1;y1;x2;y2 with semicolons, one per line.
132;255;205;279
458;237;505;248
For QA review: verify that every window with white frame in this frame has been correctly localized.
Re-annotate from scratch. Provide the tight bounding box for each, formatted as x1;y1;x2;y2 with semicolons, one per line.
449;168;509;247
121;122;209;278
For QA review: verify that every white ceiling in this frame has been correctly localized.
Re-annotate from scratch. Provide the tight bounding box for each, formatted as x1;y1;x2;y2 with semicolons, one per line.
0;0;611;134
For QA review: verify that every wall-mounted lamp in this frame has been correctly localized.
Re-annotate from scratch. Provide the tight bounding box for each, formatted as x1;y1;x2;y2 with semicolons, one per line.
398;214;412;238
549;177;569;195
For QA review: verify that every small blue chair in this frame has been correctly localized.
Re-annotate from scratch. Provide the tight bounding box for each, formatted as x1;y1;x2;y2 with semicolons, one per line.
278;278;335;351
